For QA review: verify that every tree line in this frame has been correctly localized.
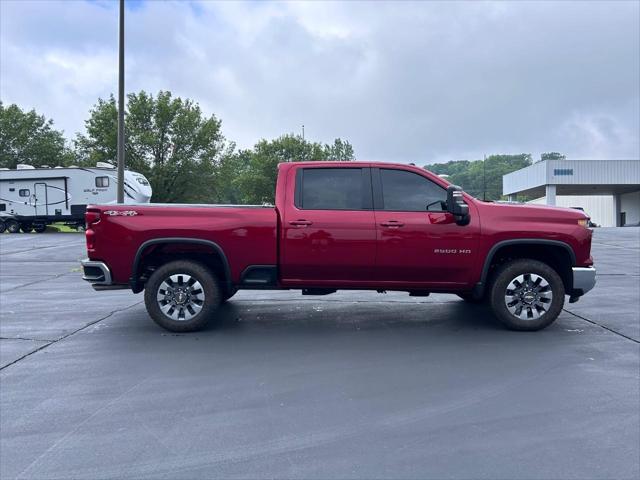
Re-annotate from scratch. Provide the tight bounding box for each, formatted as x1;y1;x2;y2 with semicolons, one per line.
0;93;354;204
1;93;562;203
425;151;565;201
425;155;533;201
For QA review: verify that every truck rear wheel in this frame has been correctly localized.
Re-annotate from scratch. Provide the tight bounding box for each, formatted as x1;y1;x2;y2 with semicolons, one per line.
0;222;5;233
21;223;33;233
144;260;221;332
33;224;46;233
489;259;564;331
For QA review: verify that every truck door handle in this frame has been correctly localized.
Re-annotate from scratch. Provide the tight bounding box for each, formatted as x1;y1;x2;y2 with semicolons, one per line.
380;221;404;228
289;219;313;227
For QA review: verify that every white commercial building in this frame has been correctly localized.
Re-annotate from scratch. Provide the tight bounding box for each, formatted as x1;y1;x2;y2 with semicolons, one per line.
503;160;640;227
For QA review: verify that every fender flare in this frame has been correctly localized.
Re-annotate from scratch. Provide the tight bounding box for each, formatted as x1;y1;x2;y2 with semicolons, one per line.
130;237;232;293
477;238;576;291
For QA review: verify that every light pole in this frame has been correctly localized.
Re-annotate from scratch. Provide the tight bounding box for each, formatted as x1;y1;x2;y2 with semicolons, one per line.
116;0;125;203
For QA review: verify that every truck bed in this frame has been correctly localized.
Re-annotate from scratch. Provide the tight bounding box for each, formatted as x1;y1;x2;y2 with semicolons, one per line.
86;203;278;285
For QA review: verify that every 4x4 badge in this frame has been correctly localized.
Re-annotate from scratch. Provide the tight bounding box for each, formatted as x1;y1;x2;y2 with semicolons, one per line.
103;210;139;216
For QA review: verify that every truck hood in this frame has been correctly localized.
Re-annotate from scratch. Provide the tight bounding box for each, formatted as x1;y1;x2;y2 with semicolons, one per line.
476;201;589;220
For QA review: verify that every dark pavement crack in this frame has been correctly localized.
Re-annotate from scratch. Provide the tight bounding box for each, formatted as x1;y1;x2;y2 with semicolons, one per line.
1;273;72;293
563;308;639;344
592;241;640;251
596;273;640;276
0;301;143;372
0;242;82;256
0;336;55;342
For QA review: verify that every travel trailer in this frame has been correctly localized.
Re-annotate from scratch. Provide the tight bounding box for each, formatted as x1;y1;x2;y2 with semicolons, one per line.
0;163;152;233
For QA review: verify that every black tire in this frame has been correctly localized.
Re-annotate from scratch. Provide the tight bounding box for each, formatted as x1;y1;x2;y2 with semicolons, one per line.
33;224;46;233
0;222;5;233
457;293;484;304
21;223;33;233
144;260;221;332
6;220;20;233
489;259;565;331
221;288;238;303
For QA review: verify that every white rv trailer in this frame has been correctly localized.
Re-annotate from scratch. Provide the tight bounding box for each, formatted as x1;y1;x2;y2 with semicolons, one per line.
0;163;152;233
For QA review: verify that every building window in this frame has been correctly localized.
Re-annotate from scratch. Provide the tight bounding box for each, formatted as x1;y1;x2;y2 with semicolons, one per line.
0;204;6;211
95;176;110;187
19;189;30;197
553;168;573;176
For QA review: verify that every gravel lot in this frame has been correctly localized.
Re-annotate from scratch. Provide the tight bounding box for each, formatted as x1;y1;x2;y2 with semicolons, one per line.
1;228;639;479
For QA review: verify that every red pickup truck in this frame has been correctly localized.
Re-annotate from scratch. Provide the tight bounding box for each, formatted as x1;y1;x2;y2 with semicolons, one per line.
81;162;596;332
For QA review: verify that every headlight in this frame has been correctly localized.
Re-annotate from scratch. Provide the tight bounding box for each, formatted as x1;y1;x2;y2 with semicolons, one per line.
578;218;589;228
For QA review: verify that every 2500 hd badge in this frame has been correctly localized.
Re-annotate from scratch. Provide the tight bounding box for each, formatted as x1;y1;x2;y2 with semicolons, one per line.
434;248;472;254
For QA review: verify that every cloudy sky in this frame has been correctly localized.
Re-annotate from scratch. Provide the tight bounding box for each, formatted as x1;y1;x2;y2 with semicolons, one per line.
1;0;638;164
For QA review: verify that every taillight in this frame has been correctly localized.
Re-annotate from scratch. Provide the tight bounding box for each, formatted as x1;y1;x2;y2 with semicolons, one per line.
85;209;101;250
86;229;96;250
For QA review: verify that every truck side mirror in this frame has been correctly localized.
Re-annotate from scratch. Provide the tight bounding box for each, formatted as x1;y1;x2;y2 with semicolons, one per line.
446;185;470;226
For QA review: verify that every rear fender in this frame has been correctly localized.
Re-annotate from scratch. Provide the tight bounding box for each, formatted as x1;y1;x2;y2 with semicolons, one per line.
130;237;232;294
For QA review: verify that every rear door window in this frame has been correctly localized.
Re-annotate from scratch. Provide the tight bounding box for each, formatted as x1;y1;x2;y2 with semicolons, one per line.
296;168;371;210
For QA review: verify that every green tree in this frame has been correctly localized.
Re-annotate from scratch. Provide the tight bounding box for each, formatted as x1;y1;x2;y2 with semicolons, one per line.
235;134;355;204
74;96;118;166
76;91;225;202
76;92;356;204
540;152;566;161
0;102;72;168
210;145;251;204
324;138;355;161
425;154;533;201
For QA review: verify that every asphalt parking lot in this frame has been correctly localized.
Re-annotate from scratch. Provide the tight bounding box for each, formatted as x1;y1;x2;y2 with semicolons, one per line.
1;228;639;479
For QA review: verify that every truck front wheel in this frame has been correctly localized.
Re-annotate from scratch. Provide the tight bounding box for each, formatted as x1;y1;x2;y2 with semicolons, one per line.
144;260;221;332
489;259;565;331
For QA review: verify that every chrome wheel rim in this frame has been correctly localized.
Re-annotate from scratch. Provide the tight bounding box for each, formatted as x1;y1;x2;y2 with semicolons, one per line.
505;273;553;320
156;274;205;321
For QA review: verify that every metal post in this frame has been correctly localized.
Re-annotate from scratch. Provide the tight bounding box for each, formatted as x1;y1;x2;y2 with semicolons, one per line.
614;193;622;226
483;155;486;201
545;184;556;206
116;0;125;203
302;124;305;141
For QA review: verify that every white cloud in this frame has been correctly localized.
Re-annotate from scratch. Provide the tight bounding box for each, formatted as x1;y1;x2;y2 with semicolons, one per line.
1;0;638;162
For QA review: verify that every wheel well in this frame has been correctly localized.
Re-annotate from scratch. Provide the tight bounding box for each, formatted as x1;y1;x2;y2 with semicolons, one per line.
485;243;573;292
133;241;231;295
